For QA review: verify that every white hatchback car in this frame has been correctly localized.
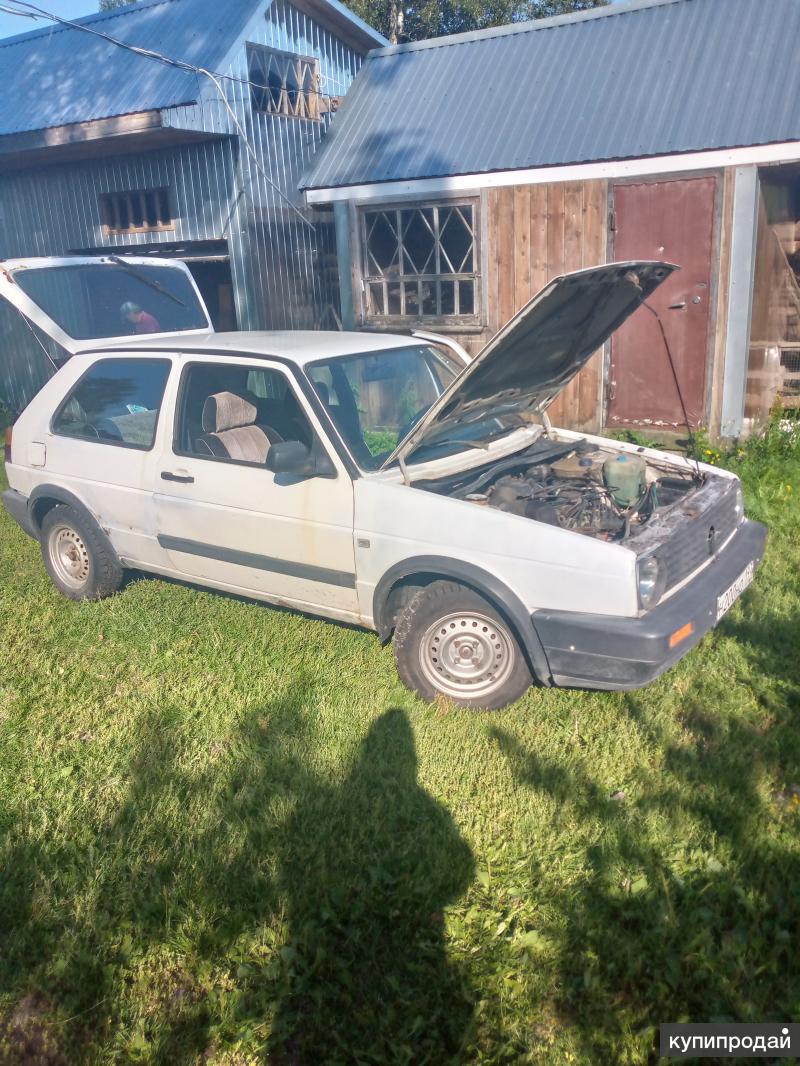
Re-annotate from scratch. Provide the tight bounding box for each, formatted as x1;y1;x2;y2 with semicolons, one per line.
2;257;766;708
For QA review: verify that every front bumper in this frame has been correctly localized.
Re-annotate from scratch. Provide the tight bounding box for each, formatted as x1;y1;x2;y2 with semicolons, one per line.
2;488;36;538
533;519;768;690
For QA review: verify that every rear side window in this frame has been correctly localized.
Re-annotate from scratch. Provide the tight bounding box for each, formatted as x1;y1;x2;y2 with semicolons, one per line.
53;357;171;450
14;263;208;341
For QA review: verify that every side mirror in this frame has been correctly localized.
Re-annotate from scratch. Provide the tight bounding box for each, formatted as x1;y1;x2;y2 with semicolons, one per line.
266;440;335;479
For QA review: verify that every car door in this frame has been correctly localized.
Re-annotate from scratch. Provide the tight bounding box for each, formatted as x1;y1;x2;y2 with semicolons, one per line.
153;357;359;619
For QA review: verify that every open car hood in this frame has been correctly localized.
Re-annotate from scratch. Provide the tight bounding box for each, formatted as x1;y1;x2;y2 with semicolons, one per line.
0;255;214;413
383;261;677;469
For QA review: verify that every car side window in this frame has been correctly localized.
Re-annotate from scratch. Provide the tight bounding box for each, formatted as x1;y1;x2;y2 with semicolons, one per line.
174;363;315;467
52;357;171;450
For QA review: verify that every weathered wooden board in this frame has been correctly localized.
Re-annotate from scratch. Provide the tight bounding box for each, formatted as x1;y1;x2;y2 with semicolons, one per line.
451;179;608;431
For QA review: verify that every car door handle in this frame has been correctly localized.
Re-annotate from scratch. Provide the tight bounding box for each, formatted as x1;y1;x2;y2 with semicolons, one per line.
161;471;195;484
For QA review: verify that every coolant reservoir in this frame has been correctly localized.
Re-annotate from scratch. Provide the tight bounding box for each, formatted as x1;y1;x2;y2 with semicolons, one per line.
603;453;647;508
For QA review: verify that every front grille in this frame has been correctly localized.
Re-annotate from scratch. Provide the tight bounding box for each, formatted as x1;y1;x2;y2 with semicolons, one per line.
657;481;740;591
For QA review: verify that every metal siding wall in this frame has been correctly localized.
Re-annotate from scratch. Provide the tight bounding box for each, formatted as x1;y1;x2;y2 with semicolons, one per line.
212;0;362;330
0;139;236;255
155;0;363;330
0;0;364;333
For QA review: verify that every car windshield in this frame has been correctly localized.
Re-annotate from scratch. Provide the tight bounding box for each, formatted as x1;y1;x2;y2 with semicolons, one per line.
13;263;208;340
306;344;527;470
306;345;464;469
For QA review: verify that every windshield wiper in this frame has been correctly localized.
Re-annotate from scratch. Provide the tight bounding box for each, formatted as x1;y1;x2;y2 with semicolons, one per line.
411;417;530;461
108;255;188;307
412;438;490;457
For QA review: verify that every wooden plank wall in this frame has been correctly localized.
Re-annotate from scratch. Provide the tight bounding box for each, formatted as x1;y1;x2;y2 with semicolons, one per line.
749;195;800;346
449;179;608;431
746;191;800;424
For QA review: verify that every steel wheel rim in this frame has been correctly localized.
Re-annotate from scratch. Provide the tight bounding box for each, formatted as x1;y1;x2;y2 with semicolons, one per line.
49;525;91;590
419;610;515;699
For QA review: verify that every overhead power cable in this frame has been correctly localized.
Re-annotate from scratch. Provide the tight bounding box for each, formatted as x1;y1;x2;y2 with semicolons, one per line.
1;1;339;100
0;0;330;229
0;3;37;18
197;67;315;230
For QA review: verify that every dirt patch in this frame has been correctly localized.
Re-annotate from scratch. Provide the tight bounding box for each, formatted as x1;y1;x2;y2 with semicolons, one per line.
0;993;65;1066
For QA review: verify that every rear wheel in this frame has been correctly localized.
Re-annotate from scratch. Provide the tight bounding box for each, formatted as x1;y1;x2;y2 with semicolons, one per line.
393;581;532;709
40;504;124;601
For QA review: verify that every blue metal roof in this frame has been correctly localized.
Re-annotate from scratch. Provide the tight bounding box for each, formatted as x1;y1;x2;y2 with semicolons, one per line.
0;0;260;135
302;0;800;191
0;0;385;137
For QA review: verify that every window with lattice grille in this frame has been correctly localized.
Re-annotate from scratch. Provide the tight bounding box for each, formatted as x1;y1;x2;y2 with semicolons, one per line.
360;202;481;326
780;348;800;403
100;188;173;236
248;44;321;121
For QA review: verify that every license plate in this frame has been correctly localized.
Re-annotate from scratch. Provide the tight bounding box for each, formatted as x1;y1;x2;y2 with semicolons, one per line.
716;562;755;622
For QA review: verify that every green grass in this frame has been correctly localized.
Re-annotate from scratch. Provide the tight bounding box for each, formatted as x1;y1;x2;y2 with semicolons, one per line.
1;430;799;1064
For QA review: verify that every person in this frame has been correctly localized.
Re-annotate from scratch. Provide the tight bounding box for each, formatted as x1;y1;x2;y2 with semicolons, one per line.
120;301;161;334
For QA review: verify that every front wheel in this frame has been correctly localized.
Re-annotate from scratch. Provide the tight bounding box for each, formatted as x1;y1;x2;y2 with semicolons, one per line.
393;581;532;710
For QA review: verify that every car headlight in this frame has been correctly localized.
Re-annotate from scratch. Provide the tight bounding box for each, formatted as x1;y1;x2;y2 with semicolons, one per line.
735;481;745;522
638;554;667;610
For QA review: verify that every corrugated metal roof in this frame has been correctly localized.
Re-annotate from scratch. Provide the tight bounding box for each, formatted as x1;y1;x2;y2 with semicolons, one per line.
0;0;264;135
302;0;800;191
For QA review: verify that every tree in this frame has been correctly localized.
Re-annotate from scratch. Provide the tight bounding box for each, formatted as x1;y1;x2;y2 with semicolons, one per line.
350;0;607;43
98;0;138;10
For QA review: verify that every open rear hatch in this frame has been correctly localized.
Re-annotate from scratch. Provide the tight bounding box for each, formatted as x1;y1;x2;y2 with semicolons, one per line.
0;255;214;413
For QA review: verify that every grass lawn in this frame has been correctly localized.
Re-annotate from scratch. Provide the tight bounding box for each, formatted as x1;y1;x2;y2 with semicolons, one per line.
1;434;799;1065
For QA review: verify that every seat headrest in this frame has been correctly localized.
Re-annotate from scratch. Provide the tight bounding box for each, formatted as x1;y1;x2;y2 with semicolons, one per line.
202;391;257;434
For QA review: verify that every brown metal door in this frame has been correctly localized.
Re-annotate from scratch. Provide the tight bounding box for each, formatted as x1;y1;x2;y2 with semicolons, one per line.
608;177;717;428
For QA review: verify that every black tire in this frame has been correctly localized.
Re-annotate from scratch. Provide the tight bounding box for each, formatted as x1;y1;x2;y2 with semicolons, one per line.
39;504;125;602
393;580;532;710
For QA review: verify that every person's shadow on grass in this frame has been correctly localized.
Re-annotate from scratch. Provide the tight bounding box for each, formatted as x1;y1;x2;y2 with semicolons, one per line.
268;707;475;1064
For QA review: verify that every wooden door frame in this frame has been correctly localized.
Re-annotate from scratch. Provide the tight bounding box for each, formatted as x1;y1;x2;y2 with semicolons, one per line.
604;168;726;431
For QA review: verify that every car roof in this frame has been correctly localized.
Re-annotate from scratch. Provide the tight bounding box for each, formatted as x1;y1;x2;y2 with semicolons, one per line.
96;330;425;367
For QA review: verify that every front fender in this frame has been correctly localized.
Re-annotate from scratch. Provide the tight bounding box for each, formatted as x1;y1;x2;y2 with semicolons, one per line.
373;555;553;686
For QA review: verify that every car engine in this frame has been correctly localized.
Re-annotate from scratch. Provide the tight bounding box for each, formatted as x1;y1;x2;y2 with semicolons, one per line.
420;438;702;543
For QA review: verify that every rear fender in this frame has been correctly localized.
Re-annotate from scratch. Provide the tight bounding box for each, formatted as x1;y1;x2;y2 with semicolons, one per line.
28;484;122;568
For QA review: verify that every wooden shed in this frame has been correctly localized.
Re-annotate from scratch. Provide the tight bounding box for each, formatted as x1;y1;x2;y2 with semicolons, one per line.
301;0;800;439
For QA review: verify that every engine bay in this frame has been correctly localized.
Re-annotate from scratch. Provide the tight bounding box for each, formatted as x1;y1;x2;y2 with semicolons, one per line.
419;437;704;543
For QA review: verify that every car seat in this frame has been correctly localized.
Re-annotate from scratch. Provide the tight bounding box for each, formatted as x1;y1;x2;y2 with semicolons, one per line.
195;391;282;464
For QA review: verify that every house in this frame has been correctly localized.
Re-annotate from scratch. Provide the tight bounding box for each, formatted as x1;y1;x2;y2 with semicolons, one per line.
0;0;385;411
300;0;800;438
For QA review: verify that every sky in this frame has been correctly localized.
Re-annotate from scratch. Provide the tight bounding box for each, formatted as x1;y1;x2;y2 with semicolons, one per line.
0;1;99;41
0;0;627;40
